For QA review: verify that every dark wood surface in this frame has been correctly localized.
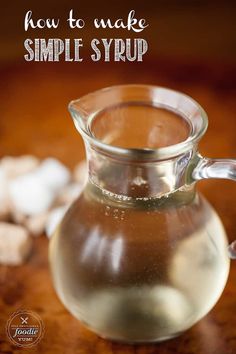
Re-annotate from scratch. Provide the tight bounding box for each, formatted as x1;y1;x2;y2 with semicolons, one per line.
0;60;236;353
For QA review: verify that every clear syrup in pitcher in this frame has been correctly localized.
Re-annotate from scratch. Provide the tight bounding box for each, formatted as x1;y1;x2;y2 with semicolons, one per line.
50;181;229;342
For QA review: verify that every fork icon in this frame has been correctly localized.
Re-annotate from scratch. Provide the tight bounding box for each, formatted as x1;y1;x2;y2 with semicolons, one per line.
21;317;28;324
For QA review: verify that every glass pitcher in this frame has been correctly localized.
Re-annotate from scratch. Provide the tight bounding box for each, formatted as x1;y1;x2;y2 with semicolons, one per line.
49;85;236;343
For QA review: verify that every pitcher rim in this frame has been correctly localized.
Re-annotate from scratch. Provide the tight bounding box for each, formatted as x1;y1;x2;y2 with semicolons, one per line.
68;84;208;160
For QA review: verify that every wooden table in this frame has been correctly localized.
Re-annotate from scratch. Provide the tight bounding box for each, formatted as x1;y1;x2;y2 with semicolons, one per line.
0;59;236;353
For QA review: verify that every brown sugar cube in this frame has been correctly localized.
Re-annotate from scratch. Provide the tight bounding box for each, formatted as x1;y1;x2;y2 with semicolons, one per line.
0;222;32;265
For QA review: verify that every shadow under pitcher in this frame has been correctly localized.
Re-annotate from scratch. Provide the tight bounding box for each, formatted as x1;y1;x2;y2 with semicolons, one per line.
49;85;236;343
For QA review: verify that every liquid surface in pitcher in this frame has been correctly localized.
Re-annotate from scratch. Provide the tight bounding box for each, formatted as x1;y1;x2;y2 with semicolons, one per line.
50;181;229;342
90;103;191;148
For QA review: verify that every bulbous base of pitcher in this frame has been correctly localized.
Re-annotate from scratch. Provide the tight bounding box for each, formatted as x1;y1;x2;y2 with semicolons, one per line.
60;280;227;343
65;289;198;343
49;184;230;343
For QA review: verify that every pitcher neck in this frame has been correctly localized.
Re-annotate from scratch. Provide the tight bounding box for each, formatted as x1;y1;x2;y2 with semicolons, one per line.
85;143;196;198
69;85;208;197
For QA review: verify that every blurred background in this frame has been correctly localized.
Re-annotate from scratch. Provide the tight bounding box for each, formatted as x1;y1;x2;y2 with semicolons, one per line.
0;0;236;217
0;0;235;204
0;0;235;201
0;0;235;158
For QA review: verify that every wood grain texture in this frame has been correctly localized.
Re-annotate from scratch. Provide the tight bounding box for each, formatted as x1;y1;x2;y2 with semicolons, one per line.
0;59;236;353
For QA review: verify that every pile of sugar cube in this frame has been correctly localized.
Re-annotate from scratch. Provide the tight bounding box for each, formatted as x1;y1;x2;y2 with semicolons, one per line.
0;156;87;266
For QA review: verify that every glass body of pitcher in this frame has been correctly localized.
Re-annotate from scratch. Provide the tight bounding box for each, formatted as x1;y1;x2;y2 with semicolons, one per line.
49;85;236;343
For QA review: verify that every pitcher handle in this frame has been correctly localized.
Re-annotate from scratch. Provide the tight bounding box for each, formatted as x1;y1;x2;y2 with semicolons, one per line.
191;153;236;259
192;154;236;181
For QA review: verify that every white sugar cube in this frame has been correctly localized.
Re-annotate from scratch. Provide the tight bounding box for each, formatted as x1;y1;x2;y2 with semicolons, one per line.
0;222;32;265
0;203;10;221
9;173;55;216
35;158;71;192
0;169;11;220
0;155;39;179
73;161;87;184
57;183;82;205
45;206;68;238
0;168;9;199
25;212;48;236
11;209;27;224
